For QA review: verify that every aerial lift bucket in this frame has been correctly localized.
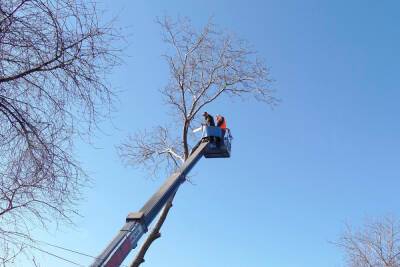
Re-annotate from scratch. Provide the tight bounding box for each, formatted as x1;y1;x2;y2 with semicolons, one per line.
201;126;232;158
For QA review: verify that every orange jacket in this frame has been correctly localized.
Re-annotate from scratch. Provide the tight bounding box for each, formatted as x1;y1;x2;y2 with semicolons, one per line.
216;115;227;129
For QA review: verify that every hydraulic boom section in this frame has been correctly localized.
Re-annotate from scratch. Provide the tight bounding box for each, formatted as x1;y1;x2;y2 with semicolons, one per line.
91;141;209;267
92;126;232;267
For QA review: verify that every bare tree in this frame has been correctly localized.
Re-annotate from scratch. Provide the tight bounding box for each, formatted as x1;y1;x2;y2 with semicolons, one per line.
118;16;277;266
336;216;400;267
0;0;120;264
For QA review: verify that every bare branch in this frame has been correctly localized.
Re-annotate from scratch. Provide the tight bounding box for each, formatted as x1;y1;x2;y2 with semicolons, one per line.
335;216;400;267
118;127;183;179
0;0;122;261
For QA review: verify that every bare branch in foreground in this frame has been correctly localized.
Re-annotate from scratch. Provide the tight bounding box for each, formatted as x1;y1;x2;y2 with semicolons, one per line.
0;0;121;262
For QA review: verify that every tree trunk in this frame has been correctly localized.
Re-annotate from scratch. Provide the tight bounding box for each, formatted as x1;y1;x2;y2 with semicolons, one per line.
182;121;189;159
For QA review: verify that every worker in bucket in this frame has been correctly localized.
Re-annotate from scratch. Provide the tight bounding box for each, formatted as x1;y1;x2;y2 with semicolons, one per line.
216;114;226;137
203;111;215;126
215;114;226;147
202;111;216;144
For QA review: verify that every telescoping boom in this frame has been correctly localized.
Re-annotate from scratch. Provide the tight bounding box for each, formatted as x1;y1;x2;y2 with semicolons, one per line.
91;126;232;267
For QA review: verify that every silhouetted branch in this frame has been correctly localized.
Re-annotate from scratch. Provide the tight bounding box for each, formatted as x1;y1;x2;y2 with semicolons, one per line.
335;216;400;267
0;0;121;262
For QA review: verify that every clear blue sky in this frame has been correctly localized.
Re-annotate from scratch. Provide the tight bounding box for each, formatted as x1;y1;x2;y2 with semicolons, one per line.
21;0;400;266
